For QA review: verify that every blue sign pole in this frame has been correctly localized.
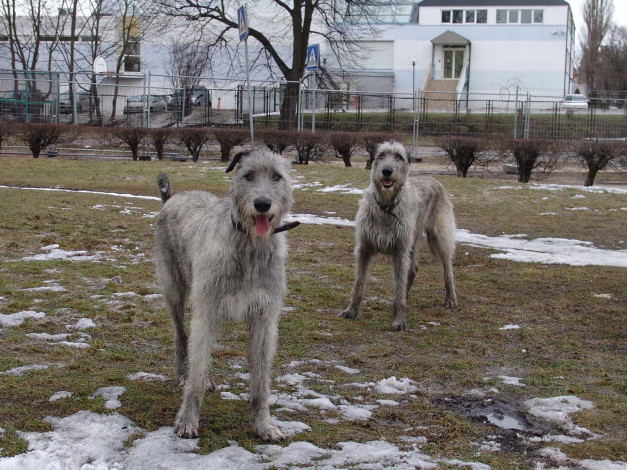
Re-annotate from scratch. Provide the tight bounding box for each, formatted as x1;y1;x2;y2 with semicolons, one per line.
238;6;254;148
306;44;319;133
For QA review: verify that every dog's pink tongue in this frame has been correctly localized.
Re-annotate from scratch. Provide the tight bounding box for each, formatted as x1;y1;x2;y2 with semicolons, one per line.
254;214;270;236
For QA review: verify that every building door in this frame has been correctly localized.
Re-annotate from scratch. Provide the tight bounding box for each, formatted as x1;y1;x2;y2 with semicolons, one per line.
443;48;464;79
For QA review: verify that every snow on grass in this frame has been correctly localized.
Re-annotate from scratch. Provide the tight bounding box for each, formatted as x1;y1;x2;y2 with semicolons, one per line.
284;213;355;227
26;333;70;341
537;446;627;470
126;372;167;382
0;185;162;201
90;386;126;410
346;376;418;395
315;184;364;195
49;391;73;402
497;376;525;387
493;183;627;195
456;229;627;267
0;364;49;376
0;311;45;329
66;318;96;330
334;365;361;374
20;245;104;262
523;395;596;437
499;324;521;331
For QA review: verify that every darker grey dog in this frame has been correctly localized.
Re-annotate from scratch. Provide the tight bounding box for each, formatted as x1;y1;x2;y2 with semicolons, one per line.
154;149;298;441
342;141;458;331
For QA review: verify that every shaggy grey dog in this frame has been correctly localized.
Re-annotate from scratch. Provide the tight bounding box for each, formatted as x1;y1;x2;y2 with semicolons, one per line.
342;141;458;331
154;149;298;441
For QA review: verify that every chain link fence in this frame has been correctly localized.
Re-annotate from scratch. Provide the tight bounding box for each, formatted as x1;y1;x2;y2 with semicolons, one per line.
0;70;625;141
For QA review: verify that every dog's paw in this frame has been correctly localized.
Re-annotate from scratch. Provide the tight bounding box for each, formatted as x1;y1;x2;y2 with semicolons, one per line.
341;308;358;319
445;298;458;309
204;377;217;392
253;423;285;442
174;421;199;439
391;319;407;332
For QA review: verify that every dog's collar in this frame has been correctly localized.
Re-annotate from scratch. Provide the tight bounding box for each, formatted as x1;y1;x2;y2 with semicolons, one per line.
374;192;402;223
231;215;300;235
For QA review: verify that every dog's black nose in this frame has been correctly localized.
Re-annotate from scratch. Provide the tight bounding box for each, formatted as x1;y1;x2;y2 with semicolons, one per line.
382;166;393;177
254;198;272;213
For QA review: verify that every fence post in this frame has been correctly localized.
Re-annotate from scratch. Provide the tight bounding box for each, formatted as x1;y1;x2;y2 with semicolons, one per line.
412;90;421;162
513;86;519;139
524;93;531;139
297;79;302;132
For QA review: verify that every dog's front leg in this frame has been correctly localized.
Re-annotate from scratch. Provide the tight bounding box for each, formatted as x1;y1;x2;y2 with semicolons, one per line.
248;311;284;441
342;245;374;320
391;251;411;331
174;312;218;438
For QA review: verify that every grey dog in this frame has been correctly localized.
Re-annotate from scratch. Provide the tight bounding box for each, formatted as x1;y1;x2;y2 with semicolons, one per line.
342;141;458;331
154;148;298;441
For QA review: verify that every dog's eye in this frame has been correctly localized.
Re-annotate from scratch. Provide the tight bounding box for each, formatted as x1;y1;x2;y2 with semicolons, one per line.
272;173;282;182
394;153;404;161
245;172;255;182
375;154;384;160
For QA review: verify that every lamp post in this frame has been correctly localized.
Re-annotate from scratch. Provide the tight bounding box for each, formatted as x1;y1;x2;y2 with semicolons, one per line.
412;58;415;97
411;59;420;162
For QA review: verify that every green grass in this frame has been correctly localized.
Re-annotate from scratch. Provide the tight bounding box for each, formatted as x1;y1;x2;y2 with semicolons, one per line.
0;154;625;467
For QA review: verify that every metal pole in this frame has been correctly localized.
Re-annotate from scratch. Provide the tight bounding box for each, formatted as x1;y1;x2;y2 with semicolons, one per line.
297;78;302;132
245;37;254;148
312;69;316;133
147;70;151;128
513;86;519;139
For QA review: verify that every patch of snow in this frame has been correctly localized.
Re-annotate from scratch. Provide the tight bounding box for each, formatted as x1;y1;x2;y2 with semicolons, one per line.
498;376;525;387
66;318;97;330
21;283;66;292
566;206;590;211
21;247;104;262
486;413;525;431
316;184;364;195
293;181;323;190
334;365;361;375
538;212;559;216
347;376;418;395
0;310;46;328
524;395;595;437
0;364;48;376
127;372;167;382
284;213;355;227
26;333;70;341
52;341;89;349
499;324;521;330
90;387;126;410
49;391;73;402
276;373;308;385
456;229;627;267
493;183;627;195
377;399;399;407
0;185;162;201
220;392;241;401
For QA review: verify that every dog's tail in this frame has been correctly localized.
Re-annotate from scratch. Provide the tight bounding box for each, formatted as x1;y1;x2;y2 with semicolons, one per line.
157;172;172;204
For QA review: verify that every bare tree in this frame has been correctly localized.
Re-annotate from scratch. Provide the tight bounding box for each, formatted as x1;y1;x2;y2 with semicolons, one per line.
579;0;614;90
157;0;381;128
597;25;627;92
168;38;212;91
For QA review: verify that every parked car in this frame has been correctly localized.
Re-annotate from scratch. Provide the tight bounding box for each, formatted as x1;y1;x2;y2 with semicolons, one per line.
58;92;91;114
562;93;588;110
191;89;211;108
0;89;48;120
123;95;168;114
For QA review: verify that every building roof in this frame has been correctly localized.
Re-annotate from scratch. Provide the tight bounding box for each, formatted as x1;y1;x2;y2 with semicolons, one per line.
431;30;470;45
418;0;569;6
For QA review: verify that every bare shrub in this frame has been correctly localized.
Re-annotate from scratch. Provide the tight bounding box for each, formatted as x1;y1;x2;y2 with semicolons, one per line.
179;127;212;163
572;140;627;186
149;128;176;161
258;129;297;155
0;121;13;152
360;133;399;169
295;131;325;165
17;123;79;159
500;139;560;183
108;127;149;161
211;128;249;162
327;131;361;167
436;135;491;177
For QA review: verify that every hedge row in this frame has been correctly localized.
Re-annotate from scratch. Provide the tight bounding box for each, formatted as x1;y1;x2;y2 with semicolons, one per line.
1;122;624;187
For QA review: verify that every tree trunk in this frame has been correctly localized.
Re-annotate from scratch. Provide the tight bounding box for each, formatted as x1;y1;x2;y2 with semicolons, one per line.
279;81;299;130
584;167;598;186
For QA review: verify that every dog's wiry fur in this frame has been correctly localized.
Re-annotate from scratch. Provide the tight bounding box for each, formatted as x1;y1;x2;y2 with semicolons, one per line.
342;141;458;331
154;148;294;441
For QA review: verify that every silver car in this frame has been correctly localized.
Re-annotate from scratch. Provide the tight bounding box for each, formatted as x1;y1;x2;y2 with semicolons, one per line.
123;95;168;114
562;94;588;110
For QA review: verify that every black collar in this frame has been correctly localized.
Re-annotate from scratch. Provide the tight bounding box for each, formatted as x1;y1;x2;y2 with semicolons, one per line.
231;215;300;235
374;192;402;223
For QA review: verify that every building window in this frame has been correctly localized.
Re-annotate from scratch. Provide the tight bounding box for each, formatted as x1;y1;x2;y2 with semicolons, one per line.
496;9;507;23
509;9;519;23
533;10;544;23
443;9;487;24
123;37;141;73
497;8;543;24
521;10;532;23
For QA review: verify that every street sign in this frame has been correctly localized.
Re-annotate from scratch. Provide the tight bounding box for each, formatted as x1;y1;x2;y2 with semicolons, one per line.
237;6;249;41
306;44;319;71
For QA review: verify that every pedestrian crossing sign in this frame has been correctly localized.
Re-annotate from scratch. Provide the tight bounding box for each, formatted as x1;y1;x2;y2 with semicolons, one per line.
306;44;319;71
237;6;248;41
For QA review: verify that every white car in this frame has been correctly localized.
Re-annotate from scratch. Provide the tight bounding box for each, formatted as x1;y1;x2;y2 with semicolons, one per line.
562;94;588;110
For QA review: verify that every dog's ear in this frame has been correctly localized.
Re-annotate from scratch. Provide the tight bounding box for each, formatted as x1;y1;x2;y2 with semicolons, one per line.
225;151;250;173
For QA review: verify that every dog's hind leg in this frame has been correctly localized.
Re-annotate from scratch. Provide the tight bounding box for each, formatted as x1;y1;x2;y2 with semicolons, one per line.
175;305;219;439
166;282;188;386
426;212;458;308
248;310;284;441
342;246;374;320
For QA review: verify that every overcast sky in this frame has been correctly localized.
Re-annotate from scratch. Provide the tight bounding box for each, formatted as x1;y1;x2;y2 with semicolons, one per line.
567;0;627;38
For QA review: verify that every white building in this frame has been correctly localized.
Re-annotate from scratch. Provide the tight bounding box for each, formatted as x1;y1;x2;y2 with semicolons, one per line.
331;0;576;97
